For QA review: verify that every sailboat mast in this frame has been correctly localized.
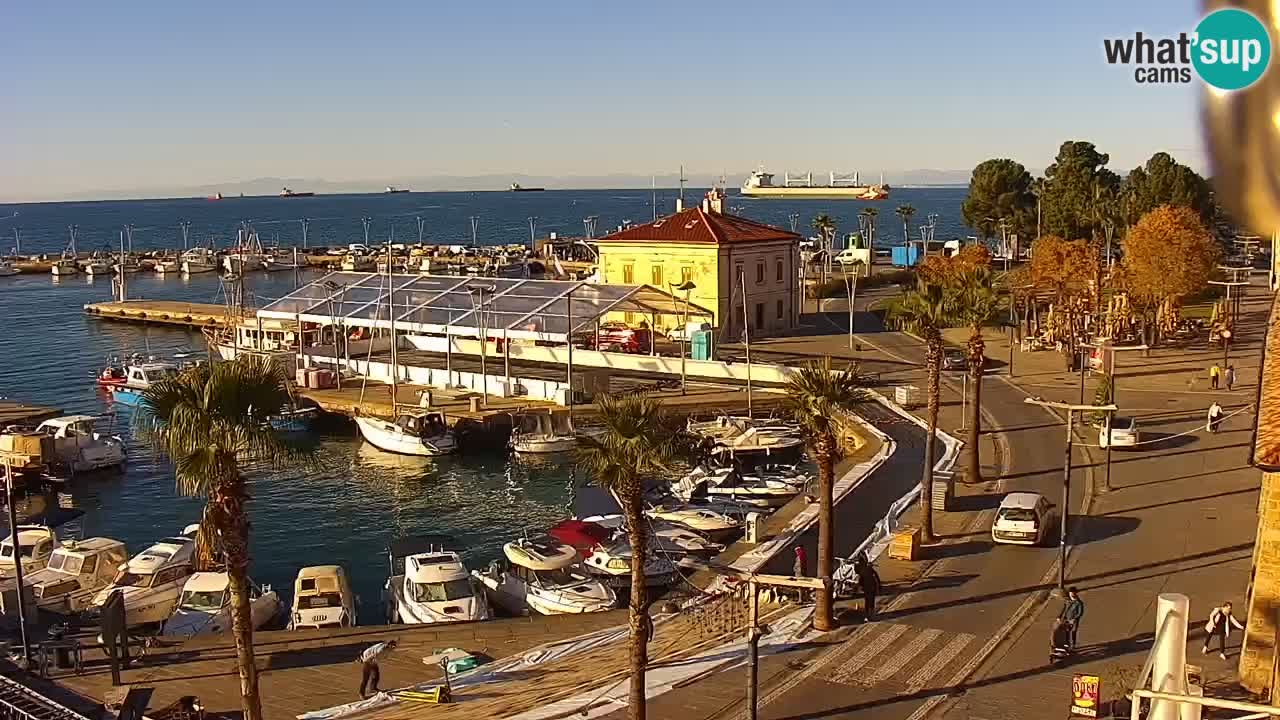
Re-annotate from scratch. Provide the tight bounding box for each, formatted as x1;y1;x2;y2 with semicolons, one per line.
740;267;753;418
388;243;397;414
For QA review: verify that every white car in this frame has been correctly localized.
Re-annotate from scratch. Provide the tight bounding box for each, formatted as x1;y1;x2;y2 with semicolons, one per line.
991;492;1054;546
1099;416;1140;449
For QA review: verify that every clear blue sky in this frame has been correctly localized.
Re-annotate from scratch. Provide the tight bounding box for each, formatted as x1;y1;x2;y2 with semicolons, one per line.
2;0;1202;200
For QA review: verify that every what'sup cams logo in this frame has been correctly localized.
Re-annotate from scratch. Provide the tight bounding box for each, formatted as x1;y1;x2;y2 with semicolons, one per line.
1104;8;1272;90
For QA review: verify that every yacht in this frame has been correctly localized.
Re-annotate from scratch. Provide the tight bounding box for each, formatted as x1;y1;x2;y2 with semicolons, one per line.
50;259;79;276
90;527;198;628
289;565;357;630
355;411;457;457
0;261;19;277
83;258;113;275
153;258;180;274
673;466;802;508
35;415;126;474
180;248;218;274
581;542;679;588
510;410;578;454
0;526;58;579
646;505;742;541
163;572;282;638
579;515;723;562
473;537;615;616
110;361;180;407
19;538;128;615
384;539;489;625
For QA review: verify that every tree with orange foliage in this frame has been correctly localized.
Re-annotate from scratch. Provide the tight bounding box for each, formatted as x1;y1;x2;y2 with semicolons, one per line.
1121;205;1218;345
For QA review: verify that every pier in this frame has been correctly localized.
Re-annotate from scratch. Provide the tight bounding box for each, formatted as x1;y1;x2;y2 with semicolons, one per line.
0;400;61;426
82;300;235;329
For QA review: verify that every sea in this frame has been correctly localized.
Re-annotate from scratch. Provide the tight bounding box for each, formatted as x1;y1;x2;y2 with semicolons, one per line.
0;187;966;623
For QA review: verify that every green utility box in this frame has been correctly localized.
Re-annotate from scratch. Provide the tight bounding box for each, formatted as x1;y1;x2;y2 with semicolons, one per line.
691;330;714;361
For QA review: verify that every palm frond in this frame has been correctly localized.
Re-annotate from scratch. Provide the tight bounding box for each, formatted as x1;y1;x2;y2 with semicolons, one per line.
576;394;675;497
783;363;867;442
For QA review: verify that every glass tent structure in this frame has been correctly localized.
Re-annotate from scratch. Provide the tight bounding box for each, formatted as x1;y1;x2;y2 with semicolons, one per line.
257;271;715;343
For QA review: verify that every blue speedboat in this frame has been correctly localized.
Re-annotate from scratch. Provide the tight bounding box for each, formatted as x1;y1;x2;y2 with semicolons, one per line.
110;362;179;407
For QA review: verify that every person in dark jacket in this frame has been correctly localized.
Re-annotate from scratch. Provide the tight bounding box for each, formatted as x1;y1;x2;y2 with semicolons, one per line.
856;554;882;622
1059;588;1084;648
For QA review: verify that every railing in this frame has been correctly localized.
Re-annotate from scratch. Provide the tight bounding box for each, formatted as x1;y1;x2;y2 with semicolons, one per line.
0;674;90;720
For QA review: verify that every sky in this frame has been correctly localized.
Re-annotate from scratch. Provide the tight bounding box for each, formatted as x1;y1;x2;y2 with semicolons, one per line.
1;0;1204;201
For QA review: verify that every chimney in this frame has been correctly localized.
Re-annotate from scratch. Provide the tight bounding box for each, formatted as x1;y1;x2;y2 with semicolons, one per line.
675;198;684;213
705;187;725;214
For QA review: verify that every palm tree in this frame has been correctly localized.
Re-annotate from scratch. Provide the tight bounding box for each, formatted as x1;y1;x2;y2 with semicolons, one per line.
784;364;867;631
578;393;674;720
891;279;952;544
895;203;917;254
952;266;1002;483
811;213;836;243
136;355;310;720
858;207;879;246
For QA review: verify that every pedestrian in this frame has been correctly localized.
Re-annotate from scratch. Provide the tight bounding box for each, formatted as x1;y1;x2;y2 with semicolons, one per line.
1058;588;1085;648
793;546;808;602
357;639;397;698
1207;402;1224;433
857;555;882;622
1225;364;1236;391
1203;601;1245;659
1209;364;1221;390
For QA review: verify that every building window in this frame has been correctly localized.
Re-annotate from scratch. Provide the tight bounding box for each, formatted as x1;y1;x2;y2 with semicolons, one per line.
776;259;784;282
756;263;764;284
776;299;784;319
755;302;764;330
622;264;634;284
680;266;693;284
651;265;663;287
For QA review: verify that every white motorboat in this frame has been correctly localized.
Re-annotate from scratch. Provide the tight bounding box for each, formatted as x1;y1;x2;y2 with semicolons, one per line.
579;514;723;560
90;527;198;628
19;537;127;615
646;505;742;541
582;542;678;588
36;415;126;473
110;361;180;407
163;572;282;638
511;410;578;454
384;539;489;625
710;426;806;460
473;537;615;616
686;415;758;441
289;565;357;630
180;248;218;274
50;259;79;276
0;526;58;579
673;466;801;508
153;259;180;274
355;411;457;457
0;261;19;277
84;259;113;275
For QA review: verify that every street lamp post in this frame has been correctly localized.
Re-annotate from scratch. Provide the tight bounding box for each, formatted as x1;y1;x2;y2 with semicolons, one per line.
1023;397;1117;591
671;280;697;394
468;283;496;407
843;263;861;349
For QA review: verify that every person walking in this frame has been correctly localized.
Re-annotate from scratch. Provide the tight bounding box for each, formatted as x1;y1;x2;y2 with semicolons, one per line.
856;554;882;622
1058;588;1085;648
1203;601;1245;659
357;639;398;698
792;546;808;602
1209;364;1222;389
1225;364;1236;391
1207;402;1224;433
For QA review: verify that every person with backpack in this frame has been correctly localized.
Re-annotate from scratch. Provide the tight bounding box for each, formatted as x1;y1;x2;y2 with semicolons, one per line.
1203;602;1245;659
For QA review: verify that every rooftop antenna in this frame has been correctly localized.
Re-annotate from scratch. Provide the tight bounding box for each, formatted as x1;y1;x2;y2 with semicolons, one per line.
679;165;687;205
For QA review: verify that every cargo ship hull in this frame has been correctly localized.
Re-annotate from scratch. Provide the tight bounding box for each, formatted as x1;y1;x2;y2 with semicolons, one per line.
740;186;888;200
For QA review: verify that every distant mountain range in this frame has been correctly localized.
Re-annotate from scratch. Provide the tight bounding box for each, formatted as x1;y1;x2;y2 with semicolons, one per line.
15;169;977;203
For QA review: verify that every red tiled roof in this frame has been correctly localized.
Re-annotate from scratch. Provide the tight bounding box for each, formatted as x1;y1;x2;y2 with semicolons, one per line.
597;208;799;245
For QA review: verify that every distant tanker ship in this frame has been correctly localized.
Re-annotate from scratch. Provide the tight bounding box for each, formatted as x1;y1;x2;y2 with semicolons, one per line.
739;168;889;200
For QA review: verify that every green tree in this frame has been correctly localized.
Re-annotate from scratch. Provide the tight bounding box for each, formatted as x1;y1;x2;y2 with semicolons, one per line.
890;279;953;543
895;204;917;247
577;394;675;720
960;159;1036;243
137;355;312;720
951;264;1002;483
784;364;867;631
1120;152;1214;225
1041;141;1120;241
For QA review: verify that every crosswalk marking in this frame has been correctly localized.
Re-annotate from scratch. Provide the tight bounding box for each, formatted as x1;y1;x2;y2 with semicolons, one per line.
829;623;911;685
904;632;975;693
857;628;943;686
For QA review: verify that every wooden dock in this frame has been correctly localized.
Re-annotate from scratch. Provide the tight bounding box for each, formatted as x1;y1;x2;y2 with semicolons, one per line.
82;300;235;329
0;400;61;426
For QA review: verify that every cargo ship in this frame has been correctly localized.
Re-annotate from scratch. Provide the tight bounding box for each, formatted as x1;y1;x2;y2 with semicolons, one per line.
280;187;315;198
385;186;410;194
739;169;889;200
510;182;545;192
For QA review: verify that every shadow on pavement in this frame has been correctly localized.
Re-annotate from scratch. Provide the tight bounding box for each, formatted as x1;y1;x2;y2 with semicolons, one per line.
949;493;1002;513
1098;487;1256;517
1134;432;1199;451
1072;515;1141;546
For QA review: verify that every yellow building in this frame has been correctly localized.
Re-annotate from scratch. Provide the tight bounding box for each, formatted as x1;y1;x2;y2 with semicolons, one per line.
594;190;801;339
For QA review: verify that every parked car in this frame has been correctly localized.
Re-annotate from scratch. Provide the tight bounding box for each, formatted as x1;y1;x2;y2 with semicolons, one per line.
942;348;967;371
834;247;865;266
667;322;712;343
575;323;654;354
991;492;1055;546
1099;416;1140;449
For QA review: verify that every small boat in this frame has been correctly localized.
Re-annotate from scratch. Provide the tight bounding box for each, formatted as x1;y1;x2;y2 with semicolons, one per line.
113;261;141;274
289;565;357;630
579;515;723;561
340;254;375;272
90;527;198;628
96;360;127;387
710;425;806;461
0;526;58;579
18;537;128;615
36;415;126;473
0;261;18;277
180;248;218;274
384;538;489;625
511;410;578;454
269;406;320;432
50;259;79;276
110;362;180;407
84;259;113;275
153;259;180;274
473;537;615;616
673;466;802;508
646;504;741;542
163;572;282;638
581;542;679;587
355;411;457;457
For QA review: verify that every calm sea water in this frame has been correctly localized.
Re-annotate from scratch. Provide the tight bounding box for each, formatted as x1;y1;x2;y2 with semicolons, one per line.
0;188;966;623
